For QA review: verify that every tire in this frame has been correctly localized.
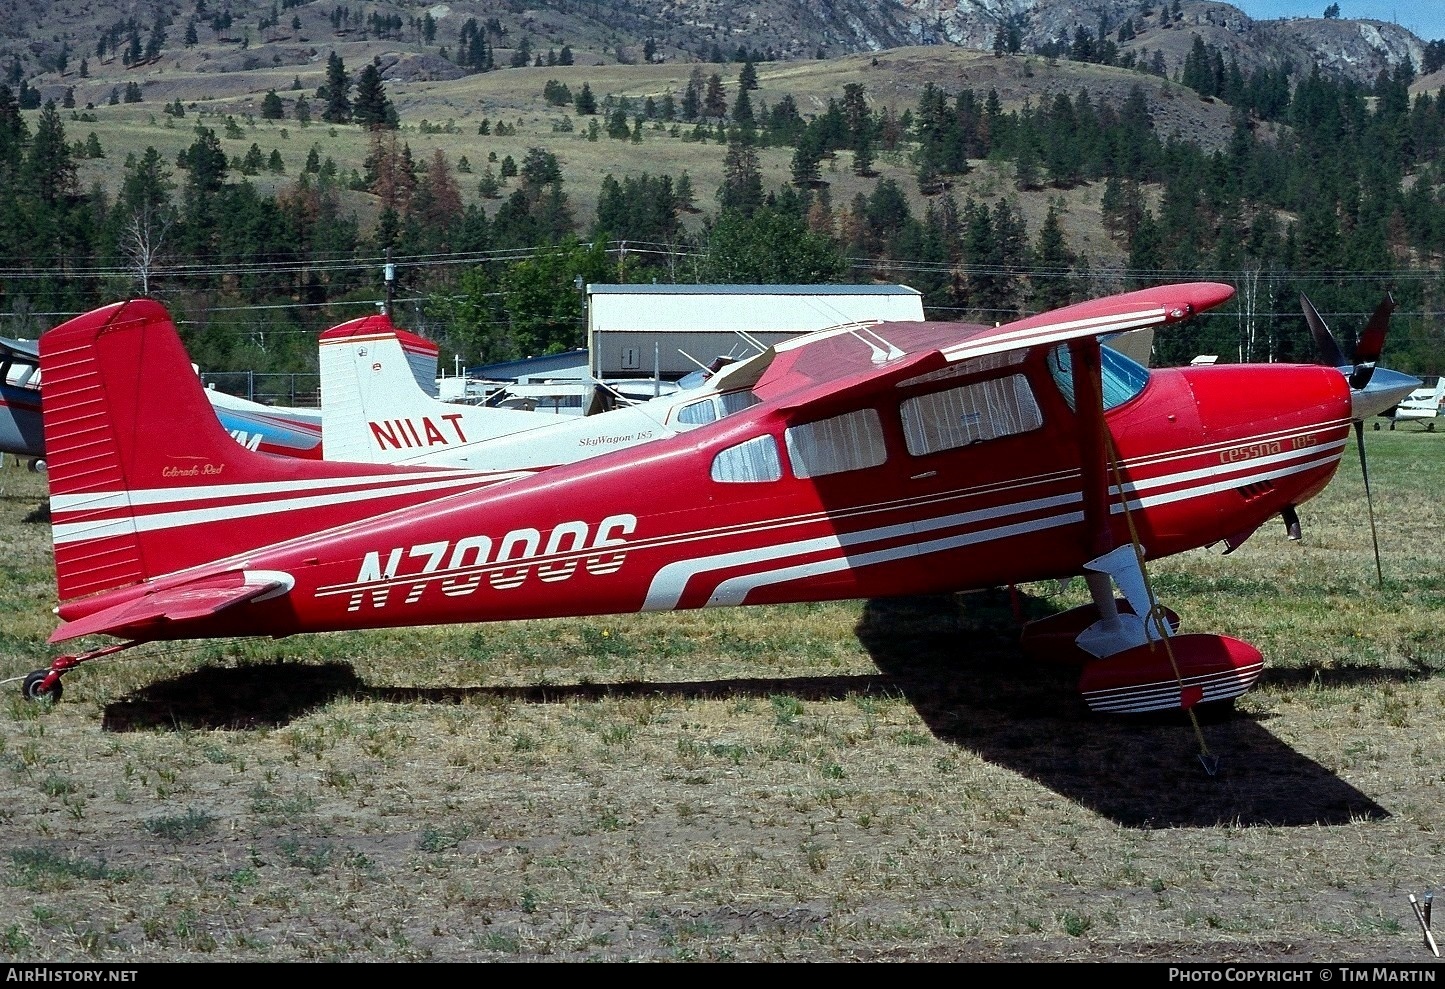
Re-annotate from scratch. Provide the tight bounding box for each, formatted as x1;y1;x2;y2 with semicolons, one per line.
1192;697;1237;723
22;670;62;704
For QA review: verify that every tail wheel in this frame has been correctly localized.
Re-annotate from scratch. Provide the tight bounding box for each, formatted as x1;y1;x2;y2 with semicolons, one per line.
22;670;62;704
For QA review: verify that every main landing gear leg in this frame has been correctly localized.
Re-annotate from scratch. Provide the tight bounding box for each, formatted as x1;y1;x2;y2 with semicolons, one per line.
1075;545;1168;659
1019;545;1179;663
21;642;140;704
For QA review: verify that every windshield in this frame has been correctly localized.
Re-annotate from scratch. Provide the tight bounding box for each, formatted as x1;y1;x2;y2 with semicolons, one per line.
1047;341;1151;411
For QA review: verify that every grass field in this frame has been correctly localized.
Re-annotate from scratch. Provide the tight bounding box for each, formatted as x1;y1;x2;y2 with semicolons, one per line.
0;420;1442;962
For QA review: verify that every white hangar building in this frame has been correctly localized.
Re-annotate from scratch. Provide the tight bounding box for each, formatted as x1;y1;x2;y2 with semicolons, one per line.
586;284;925;381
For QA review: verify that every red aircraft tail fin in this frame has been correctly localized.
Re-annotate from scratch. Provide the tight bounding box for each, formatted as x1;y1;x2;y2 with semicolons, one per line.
42;300;499;604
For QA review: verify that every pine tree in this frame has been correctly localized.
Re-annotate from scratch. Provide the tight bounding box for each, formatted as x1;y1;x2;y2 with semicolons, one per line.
574;82;597;115
1031;201;1077;310
353;61;394;129
320;52;351;124
478;165;501;198
704;73;727;119
261;89;284;120
791;130;825;188
605;108;629;139
853;132;875;177
732;87;754;127
719;141;763;216
242;143;264;174
739;59;758;91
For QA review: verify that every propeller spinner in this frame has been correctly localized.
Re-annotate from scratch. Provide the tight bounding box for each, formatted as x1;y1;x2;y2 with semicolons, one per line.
1301;292;1420;588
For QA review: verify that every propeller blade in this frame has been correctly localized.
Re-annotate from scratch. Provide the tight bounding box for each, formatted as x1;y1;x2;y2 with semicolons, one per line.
1302;293;1346;368
1354;420;1383;590
1348;293;1395;390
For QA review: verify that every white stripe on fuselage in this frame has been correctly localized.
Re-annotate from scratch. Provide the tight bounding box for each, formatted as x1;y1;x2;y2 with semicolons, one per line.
1110;437;1347;500
640;448;1342;611
51;471;530;545
642;492;1083;610
700;510;1086;608
50;469;505;513
1114;446;1343;514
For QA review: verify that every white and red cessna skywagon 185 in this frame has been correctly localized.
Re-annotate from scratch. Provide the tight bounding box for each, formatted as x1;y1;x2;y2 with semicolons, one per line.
23;282;1417;714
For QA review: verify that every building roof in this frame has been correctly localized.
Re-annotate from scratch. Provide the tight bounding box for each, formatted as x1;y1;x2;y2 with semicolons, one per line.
586;284;921;297
472;349;589;382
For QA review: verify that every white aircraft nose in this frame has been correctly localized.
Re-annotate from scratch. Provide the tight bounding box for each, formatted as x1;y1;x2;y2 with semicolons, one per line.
1351;367;1422;420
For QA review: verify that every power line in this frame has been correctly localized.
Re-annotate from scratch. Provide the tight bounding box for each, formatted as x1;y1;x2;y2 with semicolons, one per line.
1;235;1442;283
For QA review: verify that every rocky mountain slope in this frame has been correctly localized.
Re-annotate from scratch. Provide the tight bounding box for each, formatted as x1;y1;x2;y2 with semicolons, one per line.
0;0;1431;99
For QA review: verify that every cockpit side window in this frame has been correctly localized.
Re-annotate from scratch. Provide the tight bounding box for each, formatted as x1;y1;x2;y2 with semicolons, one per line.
1048;342;1151;411
900;375;1042;455
676;399;719;426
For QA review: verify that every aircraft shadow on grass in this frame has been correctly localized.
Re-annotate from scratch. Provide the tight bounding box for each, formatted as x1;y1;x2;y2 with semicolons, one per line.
100;590;1395;830
854;590;1393;830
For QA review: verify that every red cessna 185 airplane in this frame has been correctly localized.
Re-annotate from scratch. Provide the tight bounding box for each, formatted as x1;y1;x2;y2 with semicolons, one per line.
21;282;1417;714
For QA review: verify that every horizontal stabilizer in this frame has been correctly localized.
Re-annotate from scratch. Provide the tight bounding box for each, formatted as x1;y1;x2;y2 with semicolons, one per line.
49;570;291;643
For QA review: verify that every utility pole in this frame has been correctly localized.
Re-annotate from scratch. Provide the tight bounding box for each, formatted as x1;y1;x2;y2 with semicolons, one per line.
384;248;395;318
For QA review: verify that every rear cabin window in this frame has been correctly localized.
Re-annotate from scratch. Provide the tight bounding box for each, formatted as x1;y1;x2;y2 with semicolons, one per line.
900;375;1043;455
711;435;783;483
719;391;761;415
785;409;887;479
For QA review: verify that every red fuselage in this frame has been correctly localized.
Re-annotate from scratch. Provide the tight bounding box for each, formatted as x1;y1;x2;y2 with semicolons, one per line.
58;348;1350;643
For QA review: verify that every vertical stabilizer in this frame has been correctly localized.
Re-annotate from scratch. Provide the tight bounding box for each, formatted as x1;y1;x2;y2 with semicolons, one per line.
319;315;556;465
42;301;507;602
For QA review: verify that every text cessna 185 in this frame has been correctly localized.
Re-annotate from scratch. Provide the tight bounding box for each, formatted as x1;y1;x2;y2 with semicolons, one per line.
21;283;1418;715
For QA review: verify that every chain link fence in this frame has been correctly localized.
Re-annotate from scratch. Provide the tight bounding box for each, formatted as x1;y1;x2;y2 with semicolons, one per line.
199;371;320;408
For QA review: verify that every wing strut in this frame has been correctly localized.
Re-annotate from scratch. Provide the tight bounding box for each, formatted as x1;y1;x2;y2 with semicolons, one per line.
1070;338;1219;774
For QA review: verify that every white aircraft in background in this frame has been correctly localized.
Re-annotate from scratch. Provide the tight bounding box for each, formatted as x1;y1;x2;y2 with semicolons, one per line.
317;313;770;471
4;331;326;467
1376;376;1445;430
